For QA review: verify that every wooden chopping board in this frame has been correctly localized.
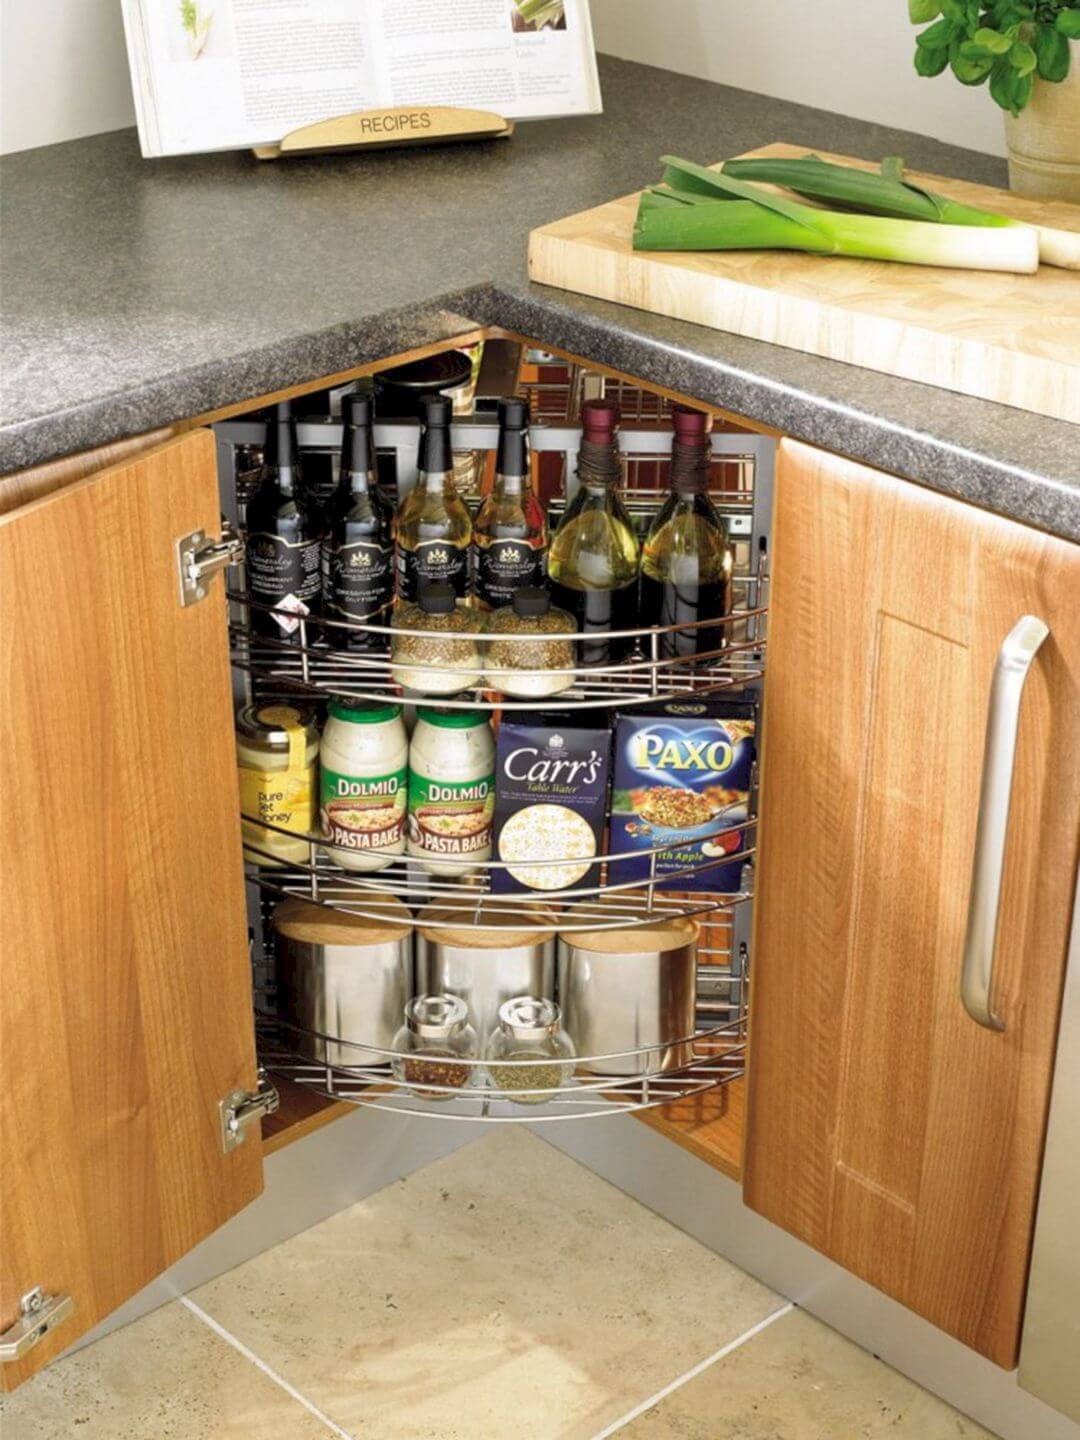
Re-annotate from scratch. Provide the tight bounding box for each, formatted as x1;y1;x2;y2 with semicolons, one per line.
528;143;1080;424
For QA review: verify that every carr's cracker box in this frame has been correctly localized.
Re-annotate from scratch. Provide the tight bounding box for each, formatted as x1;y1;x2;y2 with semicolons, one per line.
608;701;755;893
492;717;611;896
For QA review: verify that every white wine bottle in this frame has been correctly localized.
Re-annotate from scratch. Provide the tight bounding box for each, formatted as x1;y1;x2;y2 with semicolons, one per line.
641;406;734;661
547;398;639;666
395;395;472;602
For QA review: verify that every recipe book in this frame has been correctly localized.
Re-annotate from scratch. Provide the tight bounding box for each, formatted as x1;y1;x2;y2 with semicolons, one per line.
120;0;602;158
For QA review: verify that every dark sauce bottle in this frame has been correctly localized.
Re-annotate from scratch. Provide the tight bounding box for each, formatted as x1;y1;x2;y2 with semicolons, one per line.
245;401;324;644
321;393;394;650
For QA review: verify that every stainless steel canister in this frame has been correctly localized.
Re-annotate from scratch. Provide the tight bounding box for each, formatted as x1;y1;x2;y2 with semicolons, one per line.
273;890;413;1066
556;916;699;1076
415;904;556;1045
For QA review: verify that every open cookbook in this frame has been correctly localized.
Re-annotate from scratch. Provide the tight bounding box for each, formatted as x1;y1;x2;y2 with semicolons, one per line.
120;0;602;157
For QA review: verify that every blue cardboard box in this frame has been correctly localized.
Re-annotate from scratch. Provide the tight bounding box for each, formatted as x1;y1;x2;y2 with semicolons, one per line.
608;701;755;893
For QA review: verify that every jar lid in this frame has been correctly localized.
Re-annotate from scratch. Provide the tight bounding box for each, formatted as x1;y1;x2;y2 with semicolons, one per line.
557;912;700;955
512;587;550;619
236;702;317;745
328;698;402;724
418;583;457;616
498;995;561;1040
416;707;489;729
406;993;469;1038
273;891;412;945
418;902;557;949
377;350;472;392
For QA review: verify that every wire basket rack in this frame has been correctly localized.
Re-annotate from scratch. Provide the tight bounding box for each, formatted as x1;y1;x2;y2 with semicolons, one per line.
254;939;747;1123
218;396;769;1119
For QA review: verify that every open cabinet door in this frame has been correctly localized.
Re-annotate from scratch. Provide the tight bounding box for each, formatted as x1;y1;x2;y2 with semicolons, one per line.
0;431;263;1388
744;440;1080;1367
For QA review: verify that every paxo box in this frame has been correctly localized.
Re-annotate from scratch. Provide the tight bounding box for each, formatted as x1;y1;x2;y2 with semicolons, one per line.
608;701;755;893
492;717;611;896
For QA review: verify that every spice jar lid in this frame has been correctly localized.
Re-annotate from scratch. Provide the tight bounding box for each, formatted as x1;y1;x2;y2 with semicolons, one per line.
512;587;551;619
416;707;489;729
498;996;561;1040
418;583;457;616
236;702;317;746
328;698;402;724
406;993;469;1038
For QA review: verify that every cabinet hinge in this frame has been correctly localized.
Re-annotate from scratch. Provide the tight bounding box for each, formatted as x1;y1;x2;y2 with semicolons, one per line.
219;1070;279;1153
0;1287;75;1363
176;521;245;607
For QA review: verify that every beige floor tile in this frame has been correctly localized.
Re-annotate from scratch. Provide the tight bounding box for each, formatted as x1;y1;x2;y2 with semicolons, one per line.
0;1299;333;1440
619;1307;997;1440
191;1128;781;1440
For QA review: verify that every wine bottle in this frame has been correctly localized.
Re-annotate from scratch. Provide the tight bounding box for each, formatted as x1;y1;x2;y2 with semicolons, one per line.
547;398;640;666
245;400;324;643
395;395;472;602
641;406;734;661
473;397;546;609
321;393;395;650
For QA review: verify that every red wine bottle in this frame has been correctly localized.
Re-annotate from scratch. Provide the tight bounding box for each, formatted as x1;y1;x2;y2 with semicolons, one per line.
322;393;394;650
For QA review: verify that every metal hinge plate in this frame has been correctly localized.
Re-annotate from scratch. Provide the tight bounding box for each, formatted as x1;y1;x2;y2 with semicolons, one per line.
176;523;245;607
0;1287;75;1363
219;1070;279;1153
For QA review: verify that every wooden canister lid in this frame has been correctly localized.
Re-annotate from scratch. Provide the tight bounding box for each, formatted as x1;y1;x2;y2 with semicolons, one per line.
417;901;557;950
273;889;413;946
557;912;700;955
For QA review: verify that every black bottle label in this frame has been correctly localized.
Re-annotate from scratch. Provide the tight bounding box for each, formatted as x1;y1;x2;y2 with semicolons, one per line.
397;540;468;600
322;540;392;621
247;532;321;634
477;540;545;607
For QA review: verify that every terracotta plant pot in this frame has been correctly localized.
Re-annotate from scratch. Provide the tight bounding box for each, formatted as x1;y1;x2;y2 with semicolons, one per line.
1004;40;1080;203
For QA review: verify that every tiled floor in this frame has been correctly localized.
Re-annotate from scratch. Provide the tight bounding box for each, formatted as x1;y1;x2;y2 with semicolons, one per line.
0;1130;995;1440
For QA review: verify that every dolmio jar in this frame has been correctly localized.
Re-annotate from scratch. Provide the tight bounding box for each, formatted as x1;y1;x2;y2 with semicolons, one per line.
407;708;495;877
320;700;408;872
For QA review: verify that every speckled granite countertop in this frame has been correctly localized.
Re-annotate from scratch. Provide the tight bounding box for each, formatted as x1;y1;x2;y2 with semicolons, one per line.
2;57;1076;538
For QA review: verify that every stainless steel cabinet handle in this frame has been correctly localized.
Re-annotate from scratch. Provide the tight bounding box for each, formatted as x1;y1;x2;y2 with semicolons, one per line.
961;615;1050;1031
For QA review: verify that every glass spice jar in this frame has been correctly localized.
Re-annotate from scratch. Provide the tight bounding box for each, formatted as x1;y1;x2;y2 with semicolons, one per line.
485;996;575;1105
482;587;577;698
391;994;479;1100
390;583;482;695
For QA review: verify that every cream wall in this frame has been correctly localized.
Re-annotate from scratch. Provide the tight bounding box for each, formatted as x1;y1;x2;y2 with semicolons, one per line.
1;0;1005;155
590;0;1006;157
1;0;136;154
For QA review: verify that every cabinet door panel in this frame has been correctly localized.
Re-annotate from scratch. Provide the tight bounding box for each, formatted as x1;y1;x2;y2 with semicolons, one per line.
0;431;261;1387
744;440;1080;1367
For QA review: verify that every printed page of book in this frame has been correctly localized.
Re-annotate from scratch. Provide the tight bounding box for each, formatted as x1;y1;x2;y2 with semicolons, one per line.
121;0;600;157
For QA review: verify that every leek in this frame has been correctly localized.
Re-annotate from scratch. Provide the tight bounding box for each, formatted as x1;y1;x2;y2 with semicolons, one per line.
719;154;1080;271
633;157;1039;274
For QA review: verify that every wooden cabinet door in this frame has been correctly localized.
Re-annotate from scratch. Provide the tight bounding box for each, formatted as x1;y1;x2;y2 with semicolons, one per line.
744;440;1080;1368
0;431;262;1387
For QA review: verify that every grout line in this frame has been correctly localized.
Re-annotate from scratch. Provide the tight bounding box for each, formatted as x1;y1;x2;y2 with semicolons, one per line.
180;1296;355;1440
588;1301;795;1439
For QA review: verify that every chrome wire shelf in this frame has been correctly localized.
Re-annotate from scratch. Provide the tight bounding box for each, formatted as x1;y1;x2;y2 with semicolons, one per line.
256;1006;747;1123
248;847;755;933
229;601;766;713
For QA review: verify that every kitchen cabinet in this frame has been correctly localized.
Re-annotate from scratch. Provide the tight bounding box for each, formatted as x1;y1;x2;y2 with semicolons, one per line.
0;431;265;1387
745;439;1080;1368
1;348;1075;1394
